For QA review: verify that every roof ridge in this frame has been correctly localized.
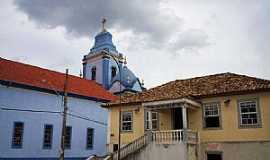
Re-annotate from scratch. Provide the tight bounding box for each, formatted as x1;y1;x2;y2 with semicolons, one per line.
140;72;270;95
231;72;270;82
146;72;233;91
175;72;234;81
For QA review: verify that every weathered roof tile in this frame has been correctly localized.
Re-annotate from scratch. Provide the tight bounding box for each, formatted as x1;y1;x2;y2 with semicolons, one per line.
111;72;270;105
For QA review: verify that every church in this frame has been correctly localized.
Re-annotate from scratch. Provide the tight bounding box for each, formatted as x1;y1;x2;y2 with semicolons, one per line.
82;19;144;94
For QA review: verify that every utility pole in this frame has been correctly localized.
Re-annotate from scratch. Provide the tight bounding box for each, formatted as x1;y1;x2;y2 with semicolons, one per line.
59;69;69;160
117;69;122;160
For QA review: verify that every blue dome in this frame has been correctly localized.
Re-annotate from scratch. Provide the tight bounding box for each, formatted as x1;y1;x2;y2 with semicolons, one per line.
90;30;118;54
111;66;138;89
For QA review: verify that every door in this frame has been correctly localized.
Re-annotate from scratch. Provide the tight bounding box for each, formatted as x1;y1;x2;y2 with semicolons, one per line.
172;108;183;129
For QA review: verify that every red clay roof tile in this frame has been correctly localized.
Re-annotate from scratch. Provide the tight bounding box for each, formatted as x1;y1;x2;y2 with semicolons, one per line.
0;58;117;102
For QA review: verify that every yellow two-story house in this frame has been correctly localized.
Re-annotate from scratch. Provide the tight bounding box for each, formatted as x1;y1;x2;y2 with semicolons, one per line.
104;73;270;160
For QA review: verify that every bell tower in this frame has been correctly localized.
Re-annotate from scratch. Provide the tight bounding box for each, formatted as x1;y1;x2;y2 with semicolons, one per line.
82;18;122;89
82;19;144;93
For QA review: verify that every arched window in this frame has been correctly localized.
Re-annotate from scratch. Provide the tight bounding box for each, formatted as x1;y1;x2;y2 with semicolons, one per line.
111;66;117;79
91;67;96;80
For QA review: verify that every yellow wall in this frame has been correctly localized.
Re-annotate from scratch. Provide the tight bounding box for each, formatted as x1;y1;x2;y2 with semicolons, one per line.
108;105;174;148
108;105;144;147
159;109;172;130
108;92;270;150
188;92;270;142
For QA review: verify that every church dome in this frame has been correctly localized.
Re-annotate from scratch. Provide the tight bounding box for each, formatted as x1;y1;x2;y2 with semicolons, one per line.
111;66;139;89
90;30;118;54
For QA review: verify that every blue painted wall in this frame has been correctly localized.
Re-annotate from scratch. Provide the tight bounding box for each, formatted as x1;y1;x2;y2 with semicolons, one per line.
0;84;108;159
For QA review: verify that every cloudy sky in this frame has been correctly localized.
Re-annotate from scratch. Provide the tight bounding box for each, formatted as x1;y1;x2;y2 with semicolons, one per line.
1;0;270;88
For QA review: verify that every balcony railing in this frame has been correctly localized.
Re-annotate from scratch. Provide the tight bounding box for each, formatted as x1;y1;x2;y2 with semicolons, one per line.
87;129;198;160
152;129;183;143
112;133;150;160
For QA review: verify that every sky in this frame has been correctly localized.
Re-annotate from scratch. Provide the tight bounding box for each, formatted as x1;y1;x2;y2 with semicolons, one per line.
1;0;270;88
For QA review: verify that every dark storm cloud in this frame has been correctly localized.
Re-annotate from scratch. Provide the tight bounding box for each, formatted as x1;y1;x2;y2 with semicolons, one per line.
14;0;178;39
13;0;209;50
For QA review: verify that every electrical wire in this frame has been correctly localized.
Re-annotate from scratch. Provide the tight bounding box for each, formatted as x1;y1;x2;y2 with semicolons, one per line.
0;106;107;126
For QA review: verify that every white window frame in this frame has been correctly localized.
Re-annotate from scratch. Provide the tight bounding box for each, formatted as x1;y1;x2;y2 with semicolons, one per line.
121;111;133;132
203;103;221;128
146;111;158;130
238;99;261;127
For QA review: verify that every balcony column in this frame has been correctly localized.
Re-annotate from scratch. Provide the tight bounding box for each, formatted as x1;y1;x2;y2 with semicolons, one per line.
182;104;187;129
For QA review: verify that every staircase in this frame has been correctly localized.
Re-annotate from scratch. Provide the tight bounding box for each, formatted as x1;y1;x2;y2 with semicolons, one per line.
87;130;198;160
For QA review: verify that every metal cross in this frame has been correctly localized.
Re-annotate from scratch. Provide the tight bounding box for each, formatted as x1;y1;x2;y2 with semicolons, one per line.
102;18;106;31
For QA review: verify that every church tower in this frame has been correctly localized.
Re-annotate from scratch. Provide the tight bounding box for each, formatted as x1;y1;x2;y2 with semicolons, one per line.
82;19;144;93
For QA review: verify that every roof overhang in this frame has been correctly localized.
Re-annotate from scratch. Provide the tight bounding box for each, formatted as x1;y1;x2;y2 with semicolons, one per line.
142;98;201;110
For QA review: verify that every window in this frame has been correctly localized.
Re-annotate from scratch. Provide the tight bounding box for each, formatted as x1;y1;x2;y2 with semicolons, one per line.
64;126;72;149
146;111;158;130
207;152;222;160
91;67;96;80
12;122;24;148
203;103;220;128
111;66;117;79
239;100;260;127
121;112;133;132
43;124;53;149
86;128;94;149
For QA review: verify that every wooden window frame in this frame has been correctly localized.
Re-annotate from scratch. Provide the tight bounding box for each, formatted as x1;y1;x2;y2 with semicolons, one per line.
64;126;72;149
202;102;222;130
145;111;159;131
43;124;53;149
86;128;94;149
11;121;24;149
121;111;133;132
238;98;262;128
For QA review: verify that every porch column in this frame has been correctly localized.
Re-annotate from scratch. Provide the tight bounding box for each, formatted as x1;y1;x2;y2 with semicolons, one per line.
182;105;187;129
149;110;152;130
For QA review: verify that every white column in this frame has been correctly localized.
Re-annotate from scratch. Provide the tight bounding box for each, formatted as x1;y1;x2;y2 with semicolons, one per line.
182;105;187;129
149;110;152;130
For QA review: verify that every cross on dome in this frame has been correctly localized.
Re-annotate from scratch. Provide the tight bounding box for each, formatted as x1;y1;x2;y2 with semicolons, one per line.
102;18;107;32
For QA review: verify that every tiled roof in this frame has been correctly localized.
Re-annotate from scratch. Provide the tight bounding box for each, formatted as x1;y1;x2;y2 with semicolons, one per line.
110;72;270;105
0;58;117;102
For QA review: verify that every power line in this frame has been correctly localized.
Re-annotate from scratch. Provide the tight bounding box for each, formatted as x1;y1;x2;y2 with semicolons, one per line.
68;113;107;126
0;106;107;126
0;107;61;114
